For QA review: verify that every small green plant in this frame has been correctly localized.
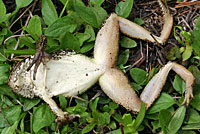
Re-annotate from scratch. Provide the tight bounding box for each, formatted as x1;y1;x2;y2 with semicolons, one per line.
0;0;200;133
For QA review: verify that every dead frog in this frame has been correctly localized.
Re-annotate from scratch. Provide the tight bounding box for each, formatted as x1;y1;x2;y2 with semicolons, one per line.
9;0;194;122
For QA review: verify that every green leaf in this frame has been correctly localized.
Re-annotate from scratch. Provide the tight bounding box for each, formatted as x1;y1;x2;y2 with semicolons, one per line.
0;105;21;128
85;25;95;42
167;106;186;134
81;121;96;134
147;93;176;114
115;0;133;18
19;36;35;49
190;95;200;111
121;113;132;126
89;0;104;6
178;130;196;134
80;42;94;53
74;4;107;28
5;49;35;55
109;102;118;110
173;26;185;45
93;111;110;125
20;113;27;132
109;121;117;130
188;109;200;124
0;85;16;99
0;0;6;16
0;64;9;85
166;46;181;61
132;102;146;131
191;29;200;56
1;121;18;134
23;98;40;111
120;36;137;48
59;95;68;109
42;0;58;25
75;33;91;47
147;67;159;81
45;15;78;37
130;68;147;85
33;104;56;133
194;17;200;30
26;15;42;39
131;82;143;91
61;32;80;51
75;94;88;108
159;109;172;134
117;49;130;65
89;97;99;111
16;0;32;9
112;113;122;123
188;65;200;85
173;74;186;94
182;123;200;130
0;14;11;24
182;45;193;61
151;121;160;132
134;18;144;25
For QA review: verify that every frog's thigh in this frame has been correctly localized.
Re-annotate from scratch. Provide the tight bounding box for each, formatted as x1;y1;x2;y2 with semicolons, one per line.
99;68;141;112
45;54;104;97
94;13;119;68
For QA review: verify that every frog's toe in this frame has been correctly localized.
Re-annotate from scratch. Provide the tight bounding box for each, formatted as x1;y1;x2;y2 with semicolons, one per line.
182;87;194;106
56;112;80;125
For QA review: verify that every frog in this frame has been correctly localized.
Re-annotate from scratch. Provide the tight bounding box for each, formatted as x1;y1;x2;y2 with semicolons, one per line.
8;0;194;122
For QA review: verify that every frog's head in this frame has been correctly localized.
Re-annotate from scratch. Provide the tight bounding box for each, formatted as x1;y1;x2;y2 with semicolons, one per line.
8;58;36;98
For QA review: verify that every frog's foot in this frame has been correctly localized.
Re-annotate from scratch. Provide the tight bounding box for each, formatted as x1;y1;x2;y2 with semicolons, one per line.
171;63;194;105
117;0;173;44
27;35;51;80
140;62;194;109
56;112;80;125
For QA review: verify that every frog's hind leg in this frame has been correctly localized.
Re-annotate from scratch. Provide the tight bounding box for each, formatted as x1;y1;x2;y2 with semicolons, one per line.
99;68;141;112
118;0;173;44
140;62;194;109
94;13;119;68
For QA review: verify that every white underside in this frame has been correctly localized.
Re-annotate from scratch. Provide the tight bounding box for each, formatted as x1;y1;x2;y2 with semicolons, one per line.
34;54;104;97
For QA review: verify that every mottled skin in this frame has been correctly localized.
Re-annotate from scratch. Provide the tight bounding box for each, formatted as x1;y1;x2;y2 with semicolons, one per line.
9;0;194;122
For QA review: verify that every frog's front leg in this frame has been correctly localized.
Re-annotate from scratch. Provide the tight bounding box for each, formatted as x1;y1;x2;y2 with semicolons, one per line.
27;35;51;80
31;63;68;122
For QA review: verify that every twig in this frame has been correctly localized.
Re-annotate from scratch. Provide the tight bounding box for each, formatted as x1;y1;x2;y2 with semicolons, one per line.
68;96;89;107
10;0;38;59
3;34;30;45
119;123;124;134
181;16;192;31
89;90;102;102
177;6;200;16
9;4;32;29
16;99;32;115
146;43;149;72
175;1;200;8
126;41;144;72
